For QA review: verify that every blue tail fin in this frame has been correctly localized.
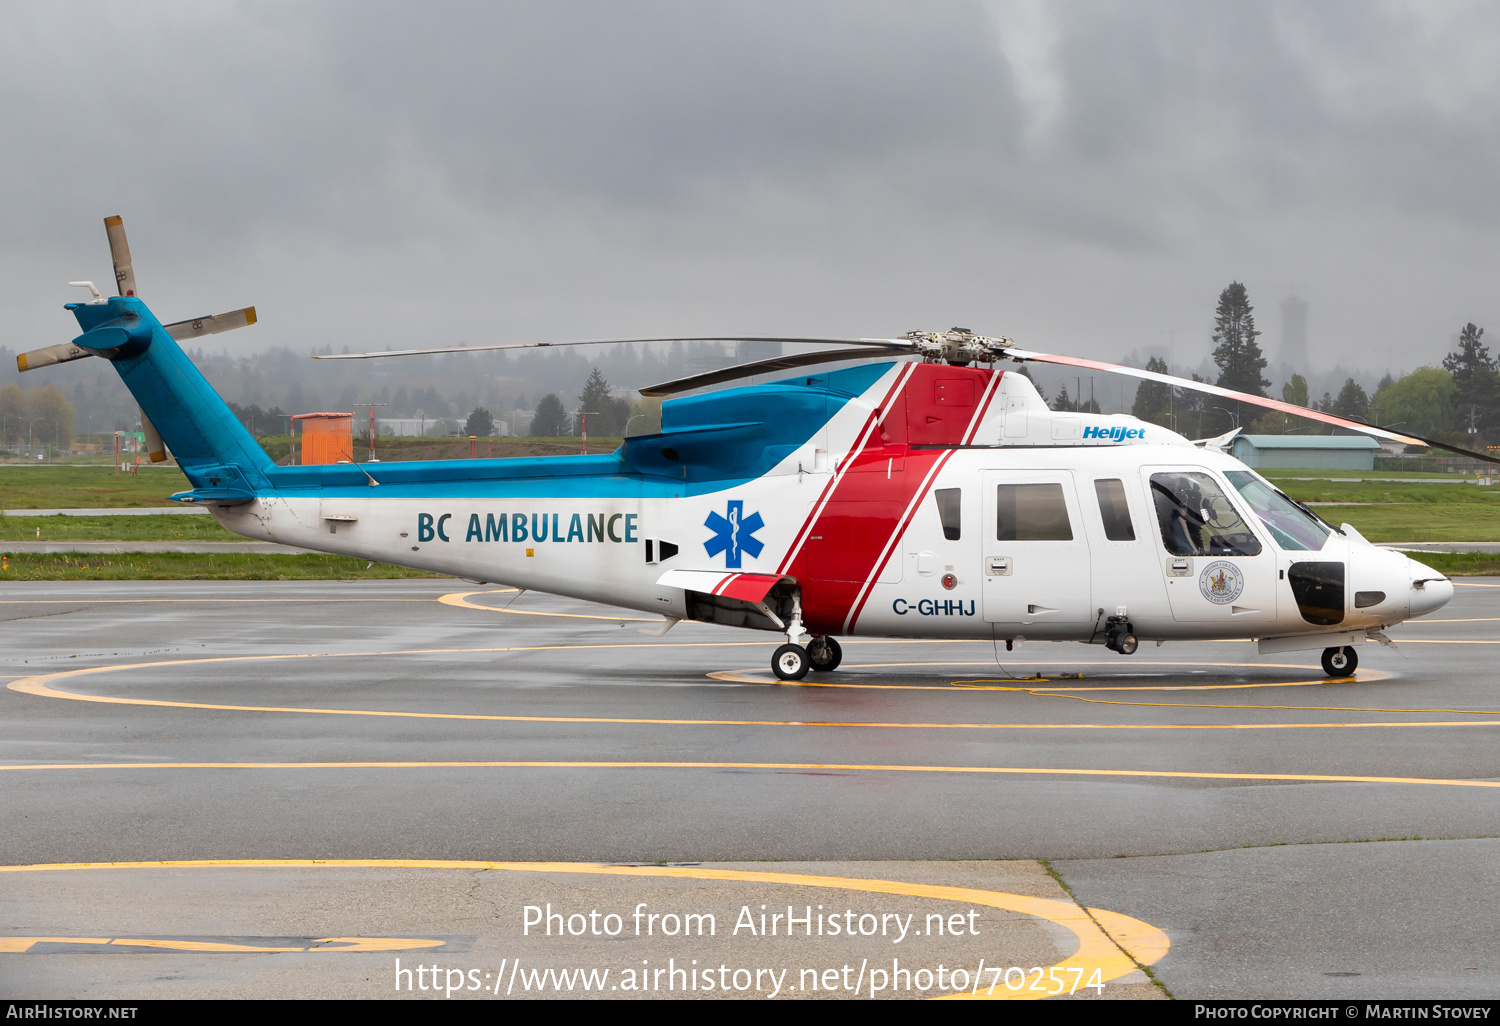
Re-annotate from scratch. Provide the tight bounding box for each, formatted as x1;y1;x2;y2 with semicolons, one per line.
69;296;275;503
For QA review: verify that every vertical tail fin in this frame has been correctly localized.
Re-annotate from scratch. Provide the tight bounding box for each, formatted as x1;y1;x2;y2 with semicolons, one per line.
68;296;275;503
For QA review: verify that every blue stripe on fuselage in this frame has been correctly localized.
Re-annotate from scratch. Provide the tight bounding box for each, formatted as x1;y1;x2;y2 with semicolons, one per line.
271;361;895;499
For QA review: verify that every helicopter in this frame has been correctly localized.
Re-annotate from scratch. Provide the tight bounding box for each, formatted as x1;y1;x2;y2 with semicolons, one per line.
20;218;1480;681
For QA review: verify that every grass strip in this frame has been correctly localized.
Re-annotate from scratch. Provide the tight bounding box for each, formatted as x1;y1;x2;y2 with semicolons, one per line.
1405;551;1500;576
0;552;443;581
0;515;238;542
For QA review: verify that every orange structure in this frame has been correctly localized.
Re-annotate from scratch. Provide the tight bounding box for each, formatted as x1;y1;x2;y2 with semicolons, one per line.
293;412;354;465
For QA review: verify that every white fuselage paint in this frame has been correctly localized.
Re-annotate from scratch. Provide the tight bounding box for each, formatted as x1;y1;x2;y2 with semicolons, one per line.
212;369;1451;648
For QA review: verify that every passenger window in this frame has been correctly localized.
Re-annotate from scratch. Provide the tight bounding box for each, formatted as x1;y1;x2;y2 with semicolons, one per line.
1149;472;1262;557
996;483;1072;541
1094;479;1135;541
934;488;961;541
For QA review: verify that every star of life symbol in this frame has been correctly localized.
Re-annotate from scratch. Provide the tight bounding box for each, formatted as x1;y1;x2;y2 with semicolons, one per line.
1198;560;1245;604
704;499;765;569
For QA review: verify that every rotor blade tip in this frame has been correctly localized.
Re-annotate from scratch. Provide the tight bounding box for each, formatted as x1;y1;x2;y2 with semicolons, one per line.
245;307;257;326
104;215;123;227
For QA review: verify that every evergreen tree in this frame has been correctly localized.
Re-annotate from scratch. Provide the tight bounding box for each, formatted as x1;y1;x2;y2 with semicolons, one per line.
576;366;631;436
1375;372;1395;395
1051;384;1076;412
1131;356;1174;427
1210;282;1268;433
1442;323;1499;434
1331;378;1370;423
464;407;495;437
530;393;568;437
1282;374;1310;408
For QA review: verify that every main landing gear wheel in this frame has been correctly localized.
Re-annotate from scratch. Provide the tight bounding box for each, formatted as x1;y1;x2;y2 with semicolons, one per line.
772;644;810;681
1321;646;1358;677
807;636;843;672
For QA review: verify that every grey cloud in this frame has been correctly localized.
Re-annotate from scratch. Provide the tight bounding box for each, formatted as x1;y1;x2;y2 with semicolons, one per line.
0;1;1496;376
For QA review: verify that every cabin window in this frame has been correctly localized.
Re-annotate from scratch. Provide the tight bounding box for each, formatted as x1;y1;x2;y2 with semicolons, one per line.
1149;472;1262;557
996;483;1072;541
1093;479;1135;541
934;488;961;541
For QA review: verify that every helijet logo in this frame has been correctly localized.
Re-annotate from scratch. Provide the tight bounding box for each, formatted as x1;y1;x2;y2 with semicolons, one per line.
1082;425;1146;441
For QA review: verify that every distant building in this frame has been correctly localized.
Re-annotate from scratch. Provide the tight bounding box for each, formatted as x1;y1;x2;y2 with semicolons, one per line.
1230;434;1380;470
1279;295;1308;373
378;417;510;437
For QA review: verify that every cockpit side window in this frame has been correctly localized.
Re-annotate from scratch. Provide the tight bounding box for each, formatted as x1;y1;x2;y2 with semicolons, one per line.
934;488;961;541
1224;471;1332;551
1149;472;1262;557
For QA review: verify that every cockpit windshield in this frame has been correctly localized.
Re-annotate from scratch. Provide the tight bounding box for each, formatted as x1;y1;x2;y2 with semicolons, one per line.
1224;470;1332;551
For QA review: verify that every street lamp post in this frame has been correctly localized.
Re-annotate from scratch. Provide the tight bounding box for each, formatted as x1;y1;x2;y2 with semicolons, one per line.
25;417;43;459
1210;406;1241;431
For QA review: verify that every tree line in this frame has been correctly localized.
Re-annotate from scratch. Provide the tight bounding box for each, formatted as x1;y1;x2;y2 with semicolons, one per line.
1127;283;1495;448
0;384;75;450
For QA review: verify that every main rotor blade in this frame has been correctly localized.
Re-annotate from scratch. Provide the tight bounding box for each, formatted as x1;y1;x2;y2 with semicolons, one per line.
639;346;912;398
1004;347;1500;465
17;342;93;373
104;215;136;297
312;336;910;360
164;307;258;342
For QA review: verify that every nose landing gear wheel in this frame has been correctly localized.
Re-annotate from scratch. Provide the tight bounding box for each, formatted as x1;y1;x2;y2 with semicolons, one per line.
1321;645;1358;677
807;636;843;672
772;644;810;681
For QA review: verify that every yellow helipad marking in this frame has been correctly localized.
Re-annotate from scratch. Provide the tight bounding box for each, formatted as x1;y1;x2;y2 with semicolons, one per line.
0;760;1494;789
1453;582;1500;587
16;654;1480;731
709;662;1393;690
0;936;443;954
6;666;1489;730
0;860;1168;1001
441;589;655;621
0;598;426;604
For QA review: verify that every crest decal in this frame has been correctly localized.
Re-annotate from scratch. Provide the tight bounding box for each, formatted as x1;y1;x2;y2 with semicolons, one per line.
1198;560;1245;605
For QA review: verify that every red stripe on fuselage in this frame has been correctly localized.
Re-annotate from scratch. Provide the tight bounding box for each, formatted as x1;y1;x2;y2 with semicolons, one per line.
839;367;1004;632
784;364;1003;636
776;362;916;576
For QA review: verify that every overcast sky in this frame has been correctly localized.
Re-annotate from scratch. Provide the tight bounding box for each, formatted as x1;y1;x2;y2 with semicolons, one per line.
3;0;1497;380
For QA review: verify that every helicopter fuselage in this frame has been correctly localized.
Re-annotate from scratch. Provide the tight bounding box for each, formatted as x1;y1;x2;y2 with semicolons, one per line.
209;360;1451;652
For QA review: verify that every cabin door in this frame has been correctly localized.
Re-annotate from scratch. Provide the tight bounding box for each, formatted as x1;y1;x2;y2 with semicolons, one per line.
981;470;1094;626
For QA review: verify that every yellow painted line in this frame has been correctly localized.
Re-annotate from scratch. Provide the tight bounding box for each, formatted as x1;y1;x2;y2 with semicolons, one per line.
1420;617;1500;622
710;662;1391;690
0;598;431;604
7;669;1489;729
0;936;109;952
0;860;1166;1000
0;759;1494;789
0;936;446;954
1453;582;1500;587
18;656;1473;730
441;589;654;621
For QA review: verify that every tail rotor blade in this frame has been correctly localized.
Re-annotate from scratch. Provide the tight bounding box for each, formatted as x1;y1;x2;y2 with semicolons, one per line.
139;408;167;463
163;307;258;342
17;343;93;373
104;215;136;297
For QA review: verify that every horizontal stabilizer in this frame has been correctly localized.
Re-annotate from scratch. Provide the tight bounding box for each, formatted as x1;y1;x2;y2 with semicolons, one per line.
164;307;257;341
17;342;93;373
